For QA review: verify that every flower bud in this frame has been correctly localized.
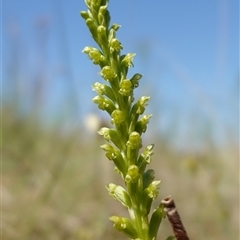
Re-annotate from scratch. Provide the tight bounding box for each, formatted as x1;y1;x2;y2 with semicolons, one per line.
84;0;91;8
143;169;155;189
111;110;128;144
130;73;142;88
80;11;89;20
97;25;107;43
125;165;141;199
99;5;108;15
85;18;98;38
91;0;101;9
149;204;165;240
98;12;105;25
110;23;121;32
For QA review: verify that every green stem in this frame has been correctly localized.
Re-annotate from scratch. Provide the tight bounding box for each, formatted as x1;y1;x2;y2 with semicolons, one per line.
129;200;150;239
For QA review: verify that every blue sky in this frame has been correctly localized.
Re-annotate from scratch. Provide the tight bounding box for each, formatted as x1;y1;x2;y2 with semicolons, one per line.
3;0;239;147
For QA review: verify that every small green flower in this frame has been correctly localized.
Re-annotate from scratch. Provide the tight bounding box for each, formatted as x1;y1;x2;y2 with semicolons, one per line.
92;82;115;100
109;216;138;239
135;114;152;134
136;96;150;114
126;132;142;166
106;184;131;208
111;110;125;125
145;180;161;199
100;143;115;160
82;46;105;65
100;66;117;81
92;82;105;95
141;180;161;215
125;165;140;183
121;53;136;67
101;144;126;173
119;79;133;96
98;127;122;149
126;131;142;150
137;144;154;173
109;38;123;53
92;95;115;114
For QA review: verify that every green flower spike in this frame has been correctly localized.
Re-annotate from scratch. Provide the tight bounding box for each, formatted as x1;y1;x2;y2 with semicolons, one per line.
81;0;174;239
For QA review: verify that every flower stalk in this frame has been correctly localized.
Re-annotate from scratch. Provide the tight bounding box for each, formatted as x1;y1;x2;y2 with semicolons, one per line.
80;1;176;239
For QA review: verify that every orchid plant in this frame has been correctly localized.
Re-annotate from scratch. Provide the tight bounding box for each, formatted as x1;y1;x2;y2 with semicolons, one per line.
80;1;176;239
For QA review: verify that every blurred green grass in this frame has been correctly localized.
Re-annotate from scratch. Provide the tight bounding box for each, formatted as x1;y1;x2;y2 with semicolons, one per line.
2;107;239;240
